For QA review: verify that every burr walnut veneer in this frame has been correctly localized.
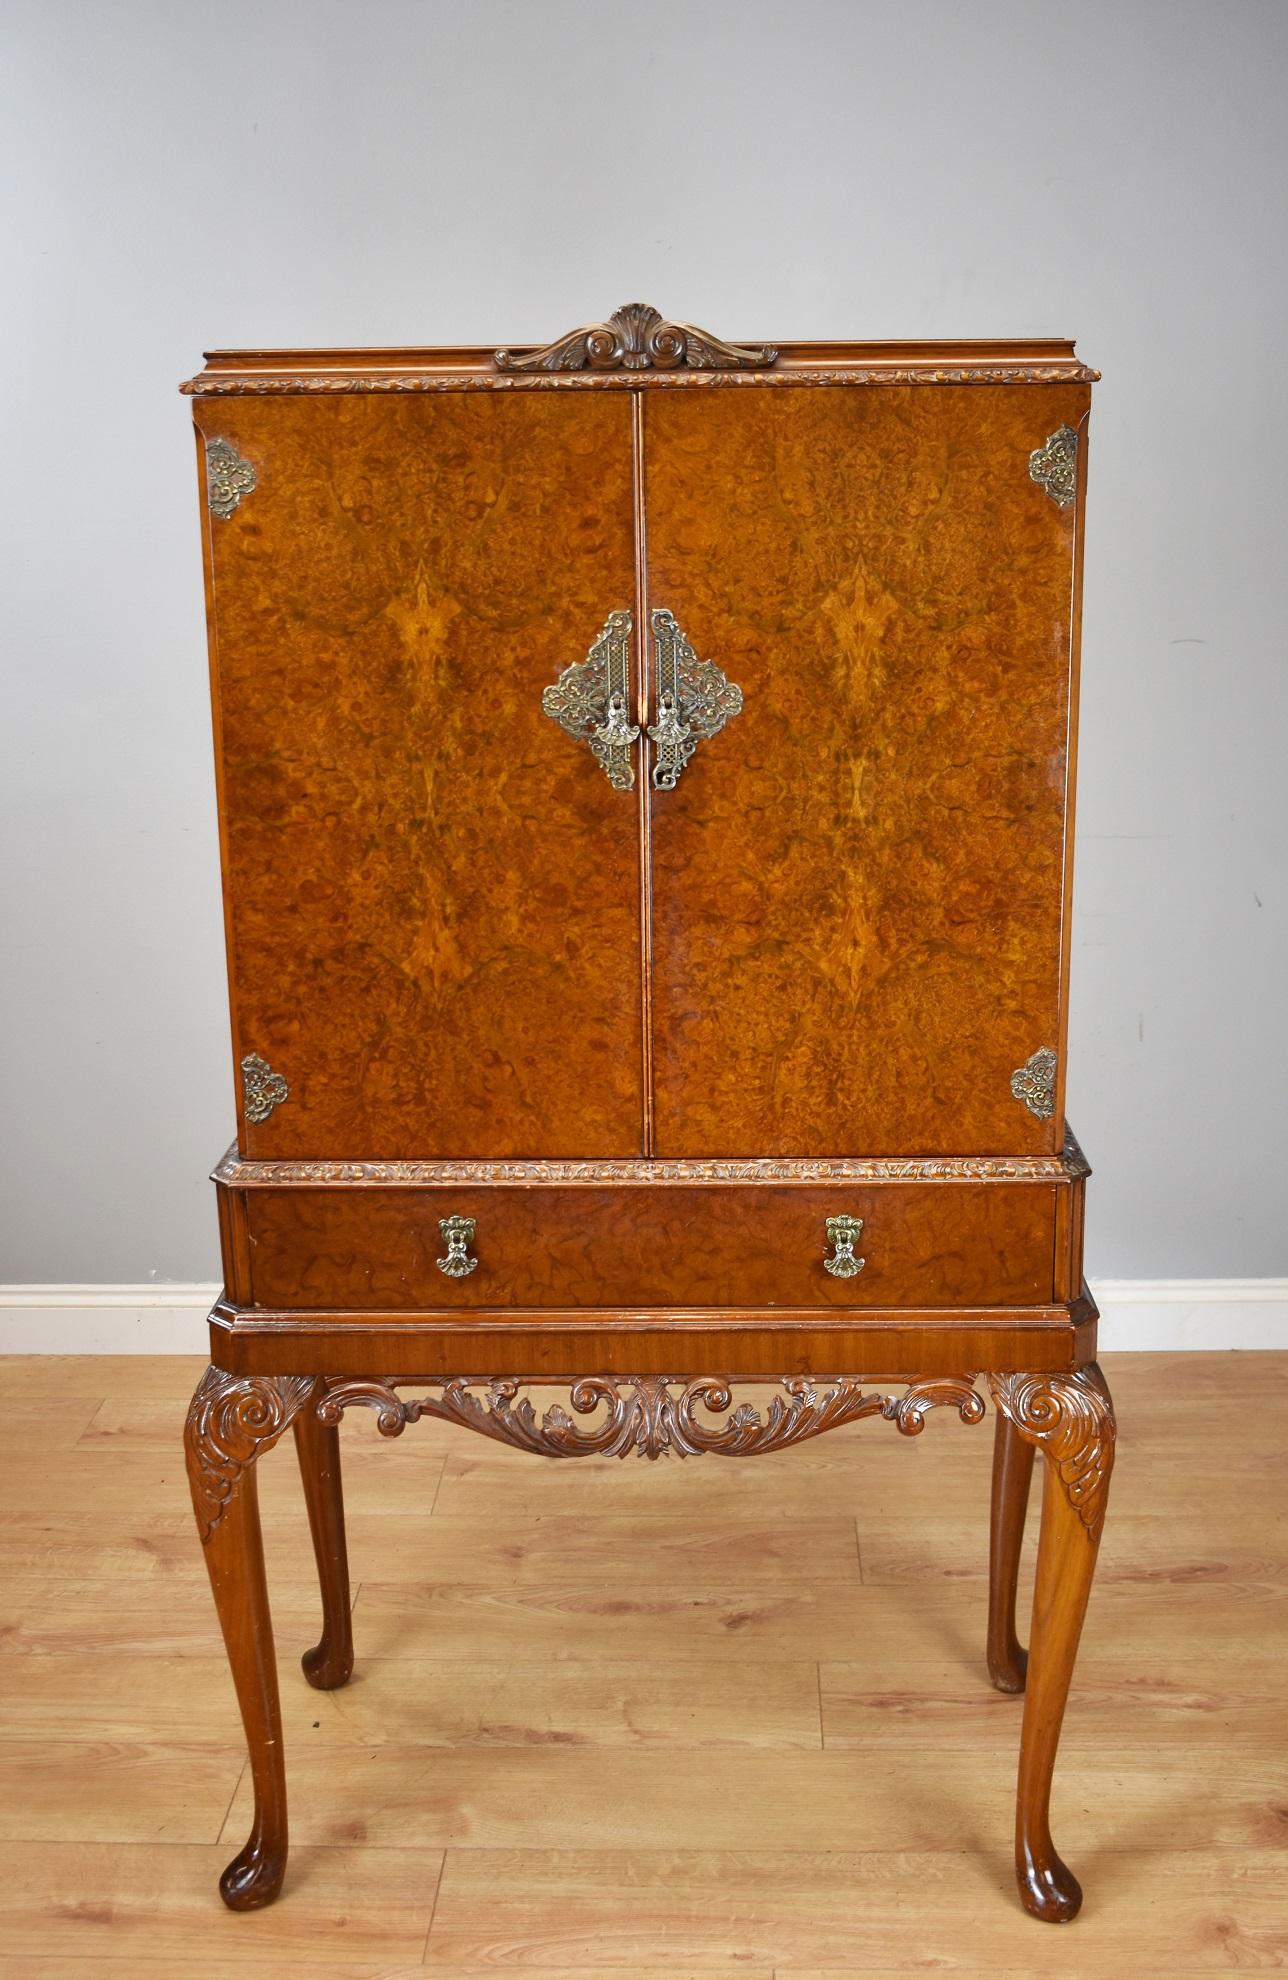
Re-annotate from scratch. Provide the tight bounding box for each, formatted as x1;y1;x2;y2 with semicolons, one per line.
180;307;1112;1926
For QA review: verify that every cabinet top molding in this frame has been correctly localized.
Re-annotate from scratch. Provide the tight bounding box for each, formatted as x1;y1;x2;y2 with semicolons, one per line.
180;331;1098;395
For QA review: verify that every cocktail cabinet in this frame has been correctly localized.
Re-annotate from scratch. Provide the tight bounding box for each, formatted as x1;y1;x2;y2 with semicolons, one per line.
181;306;1110;1923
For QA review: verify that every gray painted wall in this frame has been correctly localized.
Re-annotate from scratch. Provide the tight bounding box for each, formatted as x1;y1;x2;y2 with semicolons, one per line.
2;0;1285;1283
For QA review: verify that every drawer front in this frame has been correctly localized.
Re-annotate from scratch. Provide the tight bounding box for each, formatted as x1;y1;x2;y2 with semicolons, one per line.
243;1182;1056;1310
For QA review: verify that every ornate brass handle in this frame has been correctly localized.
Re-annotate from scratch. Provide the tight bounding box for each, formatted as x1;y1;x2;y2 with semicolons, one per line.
437;1215;479;1278
823;1214;865;1279
542;609;640;790
647;608;743;789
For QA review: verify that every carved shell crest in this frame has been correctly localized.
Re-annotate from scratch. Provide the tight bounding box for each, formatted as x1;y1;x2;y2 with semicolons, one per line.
496;303;778;374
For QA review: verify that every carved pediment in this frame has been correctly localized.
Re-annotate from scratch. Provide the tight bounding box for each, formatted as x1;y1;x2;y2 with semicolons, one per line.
495;302;778;374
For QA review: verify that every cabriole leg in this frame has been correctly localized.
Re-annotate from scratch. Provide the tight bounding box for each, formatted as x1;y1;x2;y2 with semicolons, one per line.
184;1363;317;1910
989;1363;1116;1924
293;1400;354;1689
987;1409;1036;1692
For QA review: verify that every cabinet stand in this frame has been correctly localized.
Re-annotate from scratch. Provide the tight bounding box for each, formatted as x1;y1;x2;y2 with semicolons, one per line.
185;1358;1114;1922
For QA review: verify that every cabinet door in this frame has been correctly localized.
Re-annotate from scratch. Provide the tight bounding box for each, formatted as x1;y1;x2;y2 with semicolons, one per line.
198;392;642;1158
643;384;1087;1156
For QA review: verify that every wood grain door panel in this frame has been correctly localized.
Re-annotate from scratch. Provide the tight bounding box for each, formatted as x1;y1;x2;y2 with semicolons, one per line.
198;392;641;1158
243;1179;1057;1310
643;384;1087;1157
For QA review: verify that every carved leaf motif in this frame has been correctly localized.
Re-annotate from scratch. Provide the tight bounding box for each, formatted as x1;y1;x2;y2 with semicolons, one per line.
496;303;778;374
213;1141;1089;1185
989;1365;1116;1539
316;1374;985;1462
183;362;1100;395
185;1366;317;1542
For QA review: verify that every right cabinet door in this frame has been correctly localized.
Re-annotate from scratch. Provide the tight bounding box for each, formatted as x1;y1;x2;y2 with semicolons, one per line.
643;383;1088;1157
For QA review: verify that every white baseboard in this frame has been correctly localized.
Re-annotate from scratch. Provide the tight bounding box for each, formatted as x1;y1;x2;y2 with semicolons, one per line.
1092;1279;1287;1352
0;1284;220;1354
0;1279;1284;1354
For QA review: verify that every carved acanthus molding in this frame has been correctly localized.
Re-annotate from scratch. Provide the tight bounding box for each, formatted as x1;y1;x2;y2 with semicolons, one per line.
213;1134;1090;1188
988;1364;1116;1540
185;1365;317;1542
315;1373;986;1460
495;302;777;374
183;362;1098;396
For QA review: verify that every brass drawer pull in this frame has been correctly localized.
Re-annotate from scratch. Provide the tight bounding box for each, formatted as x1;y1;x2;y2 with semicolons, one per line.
437;1215;479;1278
648;608;743;789
823;1214;865;1278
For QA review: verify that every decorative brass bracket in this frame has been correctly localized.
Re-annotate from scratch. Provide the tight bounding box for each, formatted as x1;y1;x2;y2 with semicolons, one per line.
241;1052;289;1124
542;609;640;790
1011;1046;1058;1121
648;609;743;789
1029;425;1078;508
205;437;257;519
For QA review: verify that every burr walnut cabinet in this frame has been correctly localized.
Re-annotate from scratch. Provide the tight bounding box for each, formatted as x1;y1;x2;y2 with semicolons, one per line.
180;306;1112;1924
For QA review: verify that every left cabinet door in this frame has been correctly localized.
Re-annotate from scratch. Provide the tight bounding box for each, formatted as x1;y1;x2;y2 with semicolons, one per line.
196;391;643;1159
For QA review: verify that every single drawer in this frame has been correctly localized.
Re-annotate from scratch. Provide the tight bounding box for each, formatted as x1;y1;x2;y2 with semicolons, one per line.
243;1180;1057;1310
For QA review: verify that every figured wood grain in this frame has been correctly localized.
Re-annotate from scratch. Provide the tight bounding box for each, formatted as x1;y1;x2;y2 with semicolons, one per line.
195;390;642;1159
644;384;1089;1157
243;1179;1058;1309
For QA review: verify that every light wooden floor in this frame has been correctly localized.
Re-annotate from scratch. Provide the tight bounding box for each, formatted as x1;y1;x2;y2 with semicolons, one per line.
0;1351;1285;1976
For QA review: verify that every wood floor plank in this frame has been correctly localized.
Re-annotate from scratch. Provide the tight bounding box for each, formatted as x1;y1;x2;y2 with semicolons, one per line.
0;1513;201;1581
0;1650;820;1750
819;1655;1288;1748
340;1511;862;1586
0;1965;435;1980
424;1847;1288;1969
0;1355;205;1398
0;1968;751;1980
0;1576;327;1656
221;1741;1288;1852
0;1841;442;1963
858;1513;1288;1585
352;1575;1288;1664
0;1740;245;1843
0;1395;106;1454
